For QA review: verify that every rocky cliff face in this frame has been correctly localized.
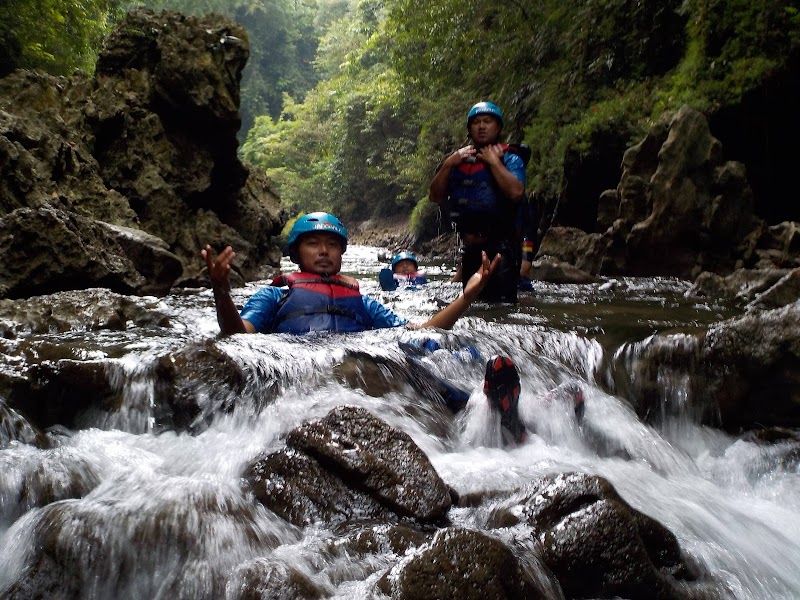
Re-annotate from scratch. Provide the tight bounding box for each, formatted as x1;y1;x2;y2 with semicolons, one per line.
0;9;285;299
536;106;800;282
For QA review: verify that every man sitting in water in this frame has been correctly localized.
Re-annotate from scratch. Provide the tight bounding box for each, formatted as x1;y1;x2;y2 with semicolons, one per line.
202;212;497;335
201;211;527;443
378;251;428;291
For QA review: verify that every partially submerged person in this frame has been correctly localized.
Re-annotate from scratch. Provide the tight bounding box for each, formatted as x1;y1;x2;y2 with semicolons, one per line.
202;213;497;335
202;212;529;443
378;251;428;291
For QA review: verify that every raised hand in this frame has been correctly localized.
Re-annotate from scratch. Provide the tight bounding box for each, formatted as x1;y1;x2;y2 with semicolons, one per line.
476;143;505;167
201;245;250;334
463;251;501;301
446;144;476;167
201;245;235;291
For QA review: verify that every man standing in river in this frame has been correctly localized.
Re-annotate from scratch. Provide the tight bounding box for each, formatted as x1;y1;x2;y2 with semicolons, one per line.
429;101;527;303
201;211;527;443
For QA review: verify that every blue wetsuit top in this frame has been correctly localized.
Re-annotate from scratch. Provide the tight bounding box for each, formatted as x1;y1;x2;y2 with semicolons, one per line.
379;267;429;291
240;286;409;334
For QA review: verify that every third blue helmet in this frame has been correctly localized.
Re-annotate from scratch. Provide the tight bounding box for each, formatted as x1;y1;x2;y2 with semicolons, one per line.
391;251;418;270
287;212;348;251
466;101;503;128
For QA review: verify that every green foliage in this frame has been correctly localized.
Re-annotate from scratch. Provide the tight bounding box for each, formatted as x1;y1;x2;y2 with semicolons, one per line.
16;0;789;233
242;0;427;221
662;0;800;109
0;0;126;74
241;90;336;215
410;195;442;239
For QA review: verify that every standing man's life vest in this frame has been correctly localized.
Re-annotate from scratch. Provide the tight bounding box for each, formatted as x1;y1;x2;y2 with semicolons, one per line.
446;144;523;238
269;272;373;334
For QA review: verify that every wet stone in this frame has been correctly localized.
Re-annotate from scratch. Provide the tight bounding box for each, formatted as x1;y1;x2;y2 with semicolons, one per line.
489;472;701;600
225;558;325;600
377;527;555;600
286;405;453;522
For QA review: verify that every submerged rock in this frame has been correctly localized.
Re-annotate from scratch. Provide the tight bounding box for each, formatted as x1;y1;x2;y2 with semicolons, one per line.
225;558;325;600
0;477;281;599
155;339;250;433
0;400;49;448
0;288;170;337
377;527;557;600
688;268;789;306
701;300;800;430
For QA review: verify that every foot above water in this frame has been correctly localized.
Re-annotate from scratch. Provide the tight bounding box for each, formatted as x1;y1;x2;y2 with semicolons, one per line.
484;355;525;444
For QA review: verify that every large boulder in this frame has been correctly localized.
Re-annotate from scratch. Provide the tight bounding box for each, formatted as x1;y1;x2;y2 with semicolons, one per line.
488;471;705;600
612;300;800;431
700;300;800;430
0;9;285;299
244;405;453;527
611;106;760;278
0;204;145;299
536;106;800;284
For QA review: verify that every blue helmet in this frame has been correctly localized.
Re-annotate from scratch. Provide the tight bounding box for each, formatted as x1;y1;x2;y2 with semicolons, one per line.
467;101;503;128
287;212;348;250
391;251;418;270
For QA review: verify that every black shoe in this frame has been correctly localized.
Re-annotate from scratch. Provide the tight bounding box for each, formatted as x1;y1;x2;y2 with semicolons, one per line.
484;355;525;443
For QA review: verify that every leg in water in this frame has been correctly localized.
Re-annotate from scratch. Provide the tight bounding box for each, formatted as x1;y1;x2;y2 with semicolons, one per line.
399;338;480;412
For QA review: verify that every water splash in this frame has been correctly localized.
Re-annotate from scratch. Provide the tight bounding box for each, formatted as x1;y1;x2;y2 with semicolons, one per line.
0;248;798;598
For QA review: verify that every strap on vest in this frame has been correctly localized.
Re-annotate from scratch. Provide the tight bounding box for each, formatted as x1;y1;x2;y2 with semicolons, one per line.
288;276;359;290
270;274;360;290
274;303;371;330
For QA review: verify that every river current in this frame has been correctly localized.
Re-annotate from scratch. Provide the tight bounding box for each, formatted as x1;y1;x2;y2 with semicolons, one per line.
1;245;799;599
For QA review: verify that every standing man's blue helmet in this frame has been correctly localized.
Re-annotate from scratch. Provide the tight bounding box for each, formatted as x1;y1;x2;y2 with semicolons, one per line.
467;101;503;128
287;212;348;251
391;251;418;270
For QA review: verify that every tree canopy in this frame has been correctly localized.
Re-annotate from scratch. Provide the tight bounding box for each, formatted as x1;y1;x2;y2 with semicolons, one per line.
0;0;126;76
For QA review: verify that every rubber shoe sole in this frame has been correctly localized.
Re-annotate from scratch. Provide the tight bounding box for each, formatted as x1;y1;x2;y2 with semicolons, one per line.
484;355;525;443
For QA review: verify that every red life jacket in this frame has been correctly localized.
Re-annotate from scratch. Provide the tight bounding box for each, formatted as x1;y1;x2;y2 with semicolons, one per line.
269;272;373;334
447;143;521;236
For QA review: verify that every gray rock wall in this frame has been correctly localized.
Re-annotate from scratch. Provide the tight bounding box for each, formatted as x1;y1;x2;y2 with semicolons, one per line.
537;106;800;284
0;9;285;299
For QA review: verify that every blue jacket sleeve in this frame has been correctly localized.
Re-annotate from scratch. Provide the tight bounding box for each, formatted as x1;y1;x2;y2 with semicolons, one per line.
362;295;409;328
504;152;526;186
239;287;285;333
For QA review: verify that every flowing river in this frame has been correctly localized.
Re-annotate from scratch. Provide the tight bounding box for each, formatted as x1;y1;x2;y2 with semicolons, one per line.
1;245;799;599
